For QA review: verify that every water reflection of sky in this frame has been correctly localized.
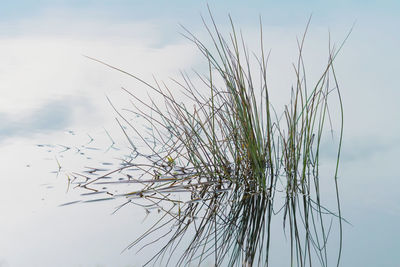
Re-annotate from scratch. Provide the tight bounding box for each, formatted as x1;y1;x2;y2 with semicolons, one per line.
0;1;399;266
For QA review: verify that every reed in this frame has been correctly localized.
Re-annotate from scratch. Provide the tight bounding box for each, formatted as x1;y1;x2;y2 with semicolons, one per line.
69;10;349;266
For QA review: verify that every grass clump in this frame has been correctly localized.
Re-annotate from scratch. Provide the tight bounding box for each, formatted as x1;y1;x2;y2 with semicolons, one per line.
70;10;349;267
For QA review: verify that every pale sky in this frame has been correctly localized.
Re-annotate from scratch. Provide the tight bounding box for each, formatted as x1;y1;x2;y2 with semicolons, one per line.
0;1;399;266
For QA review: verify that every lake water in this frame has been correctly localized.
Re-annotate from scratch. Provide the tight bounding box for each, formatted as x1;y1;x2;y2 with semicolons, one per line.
1;3;400;266
1;86;399;266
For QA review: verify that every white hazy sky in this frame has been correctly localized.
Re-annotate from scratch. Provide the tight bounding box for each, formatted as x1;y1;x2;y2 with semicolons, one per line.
0;1;399;266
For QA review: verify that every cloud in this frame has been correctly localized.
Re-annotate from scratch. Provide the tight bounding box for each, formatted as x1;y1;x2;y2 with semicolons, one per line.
0;96;90;140
0;12;201;143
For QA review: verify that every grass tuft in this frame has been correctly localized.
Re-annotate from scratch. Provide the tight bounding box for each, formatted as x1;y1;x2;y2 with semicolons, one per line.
69;10;350;267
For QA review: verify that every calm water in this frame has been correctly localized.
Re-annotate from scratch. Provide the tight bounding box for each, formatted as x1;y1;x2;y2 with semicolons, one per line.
1;2;400;266
1;93;399;266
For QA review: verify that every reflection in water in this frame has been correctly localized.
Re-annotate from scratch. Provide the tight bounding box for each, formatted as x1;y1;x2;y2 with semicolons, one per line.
53;12;348;267
64;149;342;266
